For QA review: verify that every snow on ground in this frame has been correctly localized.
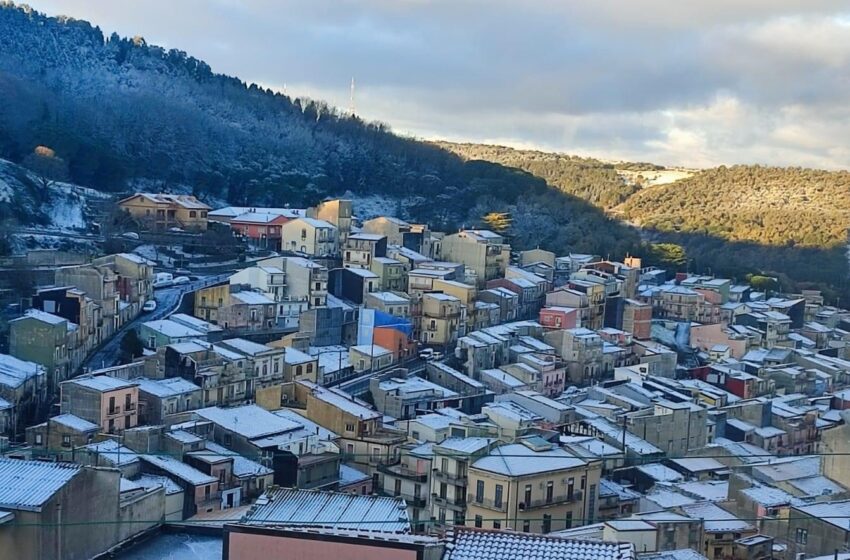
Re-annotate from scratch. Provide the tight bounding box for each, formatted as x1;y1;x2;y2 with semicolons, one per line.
344;191;403;221
47;192;86;230
618;168;695;187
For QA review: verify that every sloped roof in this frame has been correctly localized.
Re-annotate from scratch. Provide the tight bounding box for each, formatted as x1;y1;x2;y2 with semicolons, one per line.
0;458;81;511
241;487;410;533
446;528;635;560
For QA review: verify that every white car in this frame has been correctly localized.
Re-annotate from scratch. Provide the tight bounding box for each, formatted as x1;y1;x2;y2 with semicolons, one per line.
121;232;140;240
142;300;157;312
172;276;190;285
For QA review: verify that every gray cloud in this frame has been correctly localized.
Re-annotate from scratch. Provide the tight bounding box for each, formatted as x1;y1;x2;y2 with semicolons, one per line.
25;0;850;169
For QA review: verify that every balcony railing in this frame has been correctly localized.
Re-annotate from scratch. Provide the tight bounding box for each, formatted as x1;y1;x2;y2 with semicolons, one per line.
431;468;468;485
432;494;465;509
467;494;507;512
378;463;428;483
107;406;121;416
522;491;583;510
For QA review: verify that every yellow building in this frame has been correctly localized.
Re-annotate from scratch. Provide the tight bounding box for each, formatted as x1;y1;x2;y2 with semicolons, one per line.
118;193;210;231
440;230;510;287
466;438;602;534
418;292;462;347
432;278;477;332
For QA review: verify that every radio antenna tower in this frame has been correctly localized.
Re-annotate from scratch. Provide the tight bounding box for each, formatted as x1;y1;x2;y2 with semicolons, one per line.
349;77;356;116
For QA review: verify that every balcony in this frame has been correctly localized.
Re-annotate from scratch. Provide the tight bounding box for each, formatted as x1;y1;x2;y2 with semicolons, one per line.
431;493;466;510
521;491;583;510
431;468;468;485
378;463;428;483
107;406;122;416
466;494;507;512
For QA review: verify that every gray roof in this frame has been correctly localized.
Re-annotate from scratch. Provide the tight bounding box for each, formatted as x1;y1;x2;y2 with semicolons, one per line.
241;487;410;533
134;474;184;495
0;354;43;389
134;376;201;398
195;405;301;440
51;413;99;432
0;458;81;511
140;455;218;486
68;375;137;392
472;443;586;477
446;528;635;560
338;464;370;487
84;439;140;467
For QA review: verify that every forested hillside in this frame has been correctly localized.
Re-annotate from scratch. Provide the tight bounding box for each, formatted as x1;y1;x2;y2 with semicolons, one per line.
0;3;846;300
0;3;641;261
437;142;640;209
620;165;850;248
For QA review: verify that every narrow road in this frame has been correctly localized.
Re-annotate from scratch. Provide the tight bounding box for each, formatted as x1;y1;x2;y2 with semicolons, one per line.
79;273;230;373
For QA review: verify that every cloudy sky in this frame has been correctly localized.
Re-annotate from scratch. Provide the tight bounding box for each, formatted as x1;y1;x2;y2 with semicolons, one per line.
27;1;850;169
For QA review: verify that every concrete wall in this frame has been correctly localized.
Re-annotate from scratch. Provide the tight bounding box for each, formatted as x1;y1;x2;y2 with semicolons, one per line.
117;486;165;543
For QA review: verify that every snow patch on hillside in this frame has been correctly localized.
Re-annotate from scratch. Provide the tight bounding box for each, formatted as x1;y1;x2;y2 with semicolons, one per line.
618;169;695;187
345;192;404;221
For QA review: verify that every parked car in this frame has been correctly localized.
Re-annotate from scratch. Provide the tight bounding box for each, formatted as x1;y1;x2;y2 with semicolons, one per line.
121;232;140;240
172;276;190;285
142;300;157;312
168;227;184;233
175;268;191;276
418;348;435;360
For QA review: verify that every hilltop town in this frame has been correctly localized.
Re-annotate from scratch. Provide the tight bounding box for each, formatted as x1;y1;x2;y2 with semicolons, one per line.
0;195;848;559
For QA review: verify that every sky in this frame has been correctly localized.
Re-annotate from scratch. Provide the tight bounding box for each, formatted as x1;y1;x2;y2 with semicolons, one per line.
26;1;850;169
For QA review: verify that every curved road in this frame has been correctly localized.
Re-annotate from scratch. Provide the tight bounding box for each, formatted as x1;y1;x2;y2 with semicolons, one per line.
79;274;230;372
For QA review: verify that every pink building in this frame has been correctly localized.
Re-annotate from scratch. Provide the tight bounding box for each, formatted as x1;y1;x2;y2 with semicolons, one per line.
60;375;139;434
539;306;578;330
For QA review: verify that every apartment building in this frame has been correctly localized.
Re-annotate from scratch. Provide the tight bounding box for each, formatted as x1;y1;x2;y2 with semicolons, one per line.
280;217;339;257
9;310;76;394
118;192;210;231
440;230;510;288
466;437;602;533
429;437;498;530
307;198;352;246
60;375;139;434
417;292;463;348
343;232;388;269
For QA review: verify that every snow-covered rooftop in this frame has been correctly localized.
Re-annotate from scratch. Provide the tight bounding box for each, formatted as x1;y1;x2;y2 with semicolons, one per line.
241;487;410;533
472;443;586;477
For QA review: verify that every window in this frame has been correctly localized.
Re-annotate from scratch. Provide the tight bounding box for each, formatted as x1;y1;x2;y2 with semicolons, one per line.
565;511;573;529
795;528;808;544
109;396;116;413
345;422;355;433
394;479;401;496
524;484;532;506
713;548;722;559
306;364;313;374
189;211;197;218
441;458;449;473
346;443;354;456
224;434;232;446
547;481;554;504
35;433;43;446
494;484;503;508
493;521;501;529
542;514;551;534
474;515;482;528
296;365;303;377
439;508;446;524
475;480;484;503
440;482;447;499
204;485;211;499
522;520;530;532
258;478;265;491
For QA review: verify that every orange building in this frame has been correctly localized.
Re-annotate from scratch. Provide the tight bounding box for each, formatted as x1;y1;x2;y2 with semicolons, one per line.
373;326;417;362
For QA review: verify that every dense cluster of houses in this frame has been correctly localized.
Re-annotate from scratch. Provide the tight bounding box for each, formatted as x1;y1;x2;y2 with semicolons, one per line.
1;194;850;560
